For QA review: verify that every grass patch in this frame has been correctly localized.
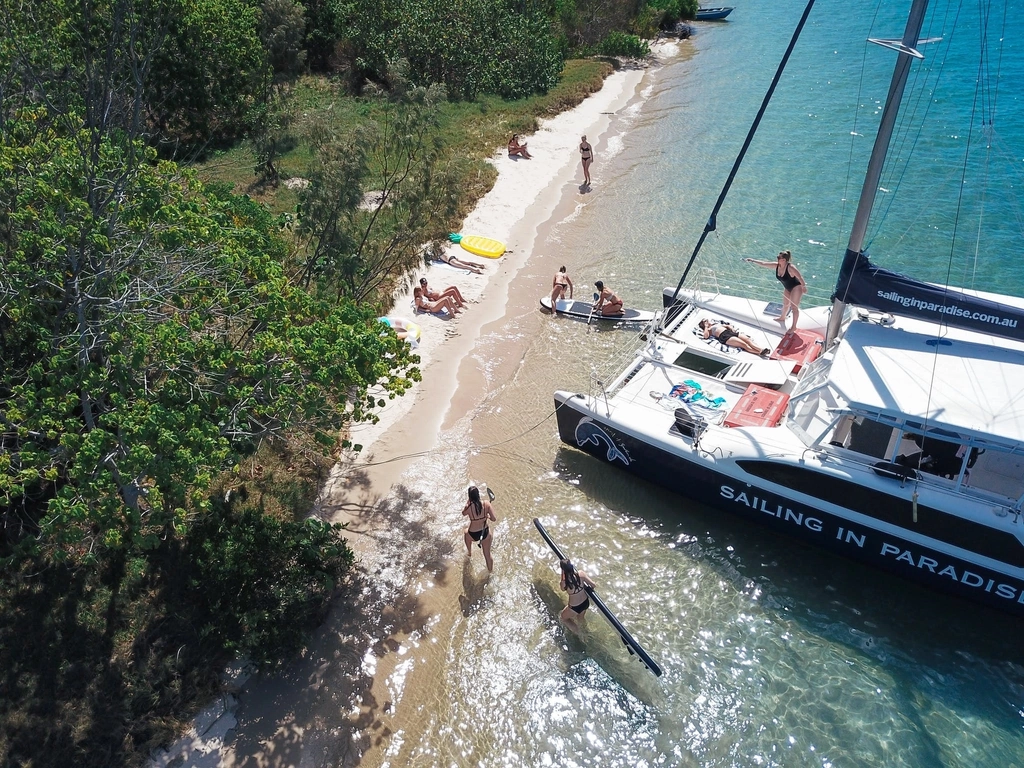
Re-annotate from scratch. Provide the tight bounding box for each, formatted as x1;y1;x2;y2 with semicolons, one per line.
196;59;614;217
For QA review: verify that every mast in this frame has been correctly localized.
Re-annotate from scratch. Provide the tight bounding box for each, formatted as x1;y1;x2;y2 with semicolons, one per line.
825;0;931;344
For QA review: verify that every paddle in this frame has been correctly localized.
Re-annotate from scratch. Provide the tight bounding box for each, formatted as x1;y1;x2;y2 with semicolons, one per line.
586;291;599;328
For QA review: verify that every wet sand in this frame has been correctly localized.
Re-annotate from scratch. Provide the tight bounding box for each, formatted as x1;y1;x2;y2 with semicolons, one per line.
150;45;678;768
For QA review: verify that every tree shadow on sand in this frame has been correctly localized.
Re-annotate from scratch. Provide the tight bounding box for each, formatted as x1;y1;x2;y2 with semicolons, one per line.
227;478;456;767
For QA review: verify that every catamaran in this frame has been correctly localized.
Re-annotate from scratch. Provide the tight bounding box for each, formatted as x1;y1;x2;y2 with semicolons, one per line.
553;0;1024;615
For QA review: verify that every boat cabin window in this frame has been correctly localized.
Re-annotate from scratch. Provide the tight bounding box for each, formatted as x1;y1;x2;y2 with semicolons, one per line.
671;350;731;377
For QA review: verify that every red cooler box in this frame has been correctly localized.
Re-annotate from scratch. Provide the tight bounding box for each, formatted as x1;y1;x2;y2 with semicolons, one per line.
769;329;824;372
724;384;791;428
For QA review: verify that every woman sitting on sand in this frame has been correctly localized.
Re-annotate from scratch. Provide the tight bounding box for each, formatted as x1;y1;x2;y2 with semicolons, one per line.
463;486;497;572
559;559;596;625
508;134;532;159
419;277;466;308
414;286;461;316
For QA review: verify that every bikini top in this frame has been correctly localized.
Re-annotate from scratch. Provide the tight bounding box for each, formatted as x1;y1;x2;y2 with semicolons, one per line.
580;144;592;158
468;502;488;523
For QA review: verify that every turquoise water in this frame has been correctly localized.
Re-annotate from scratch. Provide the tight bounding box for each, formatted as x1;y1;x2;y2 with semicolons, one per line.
384;2;1024;766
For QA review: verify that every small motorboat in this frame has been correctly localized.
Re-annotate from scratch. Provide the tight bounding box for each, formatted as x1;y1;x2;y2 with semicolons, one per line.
695;6;734;20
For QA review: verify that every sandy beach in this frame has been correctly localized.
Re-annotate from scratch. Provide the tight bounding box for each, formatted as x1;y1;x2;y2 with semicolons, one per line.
148;45;676;768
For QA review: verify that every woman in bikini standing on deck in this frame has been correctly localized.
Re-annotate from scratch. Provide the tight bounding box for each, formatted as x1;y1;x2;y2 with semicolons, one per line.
744;250;807;331
463;486;496;572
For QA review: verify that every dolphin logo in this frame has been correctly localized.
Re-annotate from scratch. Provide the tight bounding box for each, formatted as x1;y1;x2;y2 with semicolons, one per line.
574;417;631;466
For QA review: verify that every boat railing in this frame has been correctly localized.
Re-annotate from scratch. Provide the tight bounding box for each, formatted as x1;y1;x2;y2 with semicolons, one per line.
816;443;1021;520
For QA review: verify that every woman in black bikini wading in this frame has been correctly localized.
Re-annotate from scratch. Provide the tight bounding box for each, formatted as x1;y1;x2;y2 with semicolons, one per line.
579;135;593;186
559;559;596;624
744;250;807;331
462;486;497;572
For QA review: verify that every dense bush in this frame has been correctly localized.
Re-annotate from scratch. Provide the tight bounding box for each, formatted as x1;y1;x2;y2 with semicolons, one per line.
338;0;563;100
184;502;355;665
596;31;651;58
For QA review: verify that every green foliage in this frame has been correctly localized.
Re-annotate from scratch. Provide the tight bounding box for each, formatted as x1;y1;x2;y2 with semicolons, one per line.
185;502;355;664
339;0;563;100
262;0;308;81
647;0;700;26
147;0;272;147
595;32;650;58
297;74;461;300
0;503;355;766
0;111;419;567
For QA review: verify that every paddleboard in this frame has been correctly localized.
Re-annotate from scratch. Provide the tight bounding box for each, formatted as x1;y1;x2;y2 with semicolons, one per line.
533;518;663;677
540;296;657;323
459;235;506;259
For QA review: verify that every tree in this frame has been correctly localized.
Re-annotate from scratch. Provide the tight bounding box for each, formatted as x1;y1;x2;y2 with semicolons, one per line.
0;112;419;565
296;75;461;300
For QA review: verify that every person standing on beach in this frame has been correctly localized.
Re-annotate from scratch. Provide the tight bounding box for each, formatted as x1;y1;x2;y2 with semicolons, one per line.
462;486;496;572
579;135;593;185
550;266;573;309
744;250;807;331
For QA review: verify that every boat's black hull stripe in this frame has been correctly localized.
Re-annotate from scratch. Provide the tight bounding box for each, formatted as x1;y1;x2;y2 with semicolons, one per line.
554;396;1024;616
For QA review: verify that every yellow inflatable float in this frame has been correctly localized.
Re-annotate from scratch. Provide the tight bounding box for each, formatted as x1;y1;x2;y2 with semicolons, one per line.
449;233;506;259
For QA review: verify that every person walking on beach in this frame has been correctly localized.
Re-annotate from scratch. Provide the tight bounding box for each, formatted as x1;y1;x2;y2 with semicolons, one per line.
550;266;574;309
744;250;807;331
593;280;624;316
559;559;596;625
462;486;497;571
579;135;593;185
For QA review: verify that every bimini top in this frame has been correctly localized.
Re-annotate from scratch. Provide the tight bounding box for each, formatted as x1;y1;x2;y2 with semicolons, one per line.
829;320;1024;448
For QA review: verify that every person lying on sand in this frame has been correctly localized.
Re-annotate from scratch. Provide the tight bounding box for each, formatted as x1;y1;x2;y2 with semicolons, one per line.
419;277;466;308
414;286;461;316
437;252;485;274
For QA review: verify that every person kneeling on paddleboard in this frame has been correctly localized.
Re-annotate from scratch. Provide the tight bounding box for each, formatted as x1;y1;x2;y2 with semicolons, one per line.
593;280;625;317
559;559;596;624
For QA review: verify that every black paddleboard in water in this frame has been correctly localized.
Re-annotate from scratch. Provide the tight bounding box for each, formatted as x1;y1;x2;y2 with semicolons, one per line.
539;296;657;323
533;518;663;677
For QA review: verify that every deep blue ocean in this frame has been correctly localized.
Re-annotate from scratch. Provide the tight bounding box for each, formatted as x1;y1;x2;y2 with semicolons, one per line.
389;2;1024;765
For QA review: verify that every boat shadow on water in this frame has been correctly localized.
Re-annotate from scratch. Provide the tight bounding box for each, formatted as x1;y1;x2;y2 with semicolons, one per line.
554;446;1024;668
530;574;662;708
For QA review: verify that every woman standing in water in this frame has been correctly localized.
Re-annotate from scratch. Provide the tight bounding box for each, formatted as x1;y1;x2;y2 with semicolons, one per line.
579;135;593;186
462;486;497;571
745;250;807;331
559;559;596;625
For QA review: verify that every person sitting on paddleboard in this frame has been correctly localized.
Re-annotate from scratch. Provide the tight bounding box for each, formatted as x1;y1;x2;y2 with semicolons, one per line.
463;486;496;572
593;280;625;316
559;558;596;624
507;134;532;159
550;266;574;310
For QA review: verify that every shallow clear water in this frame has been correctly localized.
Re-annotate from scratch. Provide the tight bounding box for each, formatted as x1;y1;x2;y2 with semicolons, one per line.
372;1;1024;765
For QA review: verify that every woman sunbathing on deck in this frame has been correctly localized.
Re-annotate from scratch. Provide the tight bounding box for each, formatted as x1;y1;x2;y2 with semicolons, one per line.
699;319;770;357
414;286;461;316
